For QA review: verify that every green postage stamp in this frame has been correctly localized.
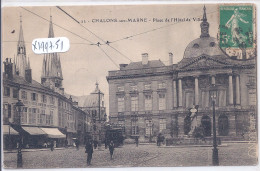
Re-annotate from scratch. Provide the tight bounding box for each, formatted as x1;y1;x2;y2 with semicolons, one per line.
219;5;255;59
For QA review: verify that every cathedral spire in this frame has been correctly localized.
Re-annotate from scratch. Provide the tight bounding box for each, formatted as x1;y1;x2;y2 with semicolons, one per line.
48;15;54;38
200;5;210;38
16;14;28;77
41;15;63;89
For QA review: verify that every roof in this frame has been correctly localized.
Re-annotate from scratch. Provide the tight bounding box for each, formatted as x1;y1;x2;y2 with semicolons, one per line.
123;60;165;70
183;37;226;59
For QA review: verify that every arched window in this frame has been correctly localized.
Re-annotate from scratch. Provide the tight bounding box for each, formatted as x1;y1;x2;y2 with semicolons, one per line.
218;114;229;136
193;43;199;48
201;115;211;136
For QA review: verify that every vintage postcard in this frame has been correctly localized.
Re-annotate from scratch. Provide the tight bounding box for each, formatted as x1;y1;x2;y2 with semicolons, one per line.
1;3;258;169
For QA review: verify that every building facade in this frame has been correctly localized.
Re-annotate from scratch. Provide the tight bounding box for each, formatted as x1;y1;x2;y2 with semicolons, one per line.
2;15;89;149
106;7;257;142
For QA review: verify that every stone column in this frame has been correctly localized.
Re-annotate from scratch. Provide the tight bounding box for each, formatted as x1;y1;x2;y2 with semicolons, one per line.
228;74;234;105
173;80;178;108
194;76;199;105
235;75;241;105
178;78;183;107
211;75;216;85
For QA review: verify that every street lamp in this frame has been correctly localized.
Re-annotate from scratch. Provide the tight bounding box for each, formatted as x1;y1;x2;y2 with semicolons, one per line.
15;100;24;168
149;120;152;143
210;84;219;166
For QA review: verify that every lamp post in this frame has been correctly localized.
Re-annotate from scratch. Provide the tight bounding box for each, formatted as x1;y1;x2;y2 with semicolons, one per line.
149;120;152;143
210;84;219;166
15;100;24;168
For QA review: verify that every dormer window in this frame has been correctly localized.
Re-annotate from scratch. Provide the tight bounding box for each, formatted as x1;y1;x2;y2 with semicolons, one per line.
193;43;199;48
210;42;215;47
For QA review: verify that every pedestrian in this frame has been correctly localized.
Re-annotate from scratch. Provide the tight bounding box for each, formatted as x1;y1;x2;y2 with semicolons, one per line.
109;141;115;160
85;141;94;166
65;139;68;148
135;136;139;147
75;139;79;150
93;140;98;149
50;140;54;151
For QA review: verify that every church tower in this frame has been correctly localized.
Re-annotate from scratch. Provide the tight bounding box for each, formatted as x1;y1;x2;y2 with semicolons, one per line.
200;5;210;38
15;15;29;77
41;15;63;89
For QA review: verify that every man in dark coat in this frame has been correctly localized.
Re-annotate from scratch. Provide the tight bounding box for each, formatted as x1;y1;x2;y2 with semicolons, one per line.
50;140;54;151
85;141;94;166
109;141;115;160
135;136;139;147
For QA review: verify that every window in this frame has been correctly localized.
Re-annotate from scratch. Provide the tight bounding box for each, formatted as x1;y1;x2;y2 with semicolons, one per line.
38;110;46;125
159;118;166;132
31;93;38;101
58;112;62;126
131;85;138;91
21;91;27;100
131;96;138;111
159;94;166;110
50;96;55;104
145;94;152;111
28;108;36;124
158;82;166;89
210;42;215;47
41;95;47;103
145;120;153;135
118;85;124;92
8;104;11;118
4;87;10;96
118;97;125;112
193;43;199;48
13;88;19;98
131;120;139;135
21;107;27;124
144;83;151;90
248;89;256;106
249;76;255;84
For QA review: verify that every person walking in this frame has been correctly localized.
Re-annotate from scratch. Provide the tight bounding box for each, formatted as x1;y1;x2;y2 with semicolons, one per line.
135;136;139;147
50;140;54;151
109;141;115;160
85;141;93;166
75;139;79;150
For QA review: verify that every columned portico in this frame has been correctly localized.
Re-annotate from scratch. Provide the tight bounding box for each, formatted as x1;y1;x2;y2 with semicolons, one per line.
178;78;183;107
235;75;241;105
228;74;234;105
194;76;199;105
173;79;178;107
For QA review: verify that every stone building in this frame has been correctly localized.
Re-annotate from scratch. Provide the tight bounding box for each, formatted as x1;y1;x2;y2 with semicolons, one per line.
2;16;89;149
106;7;256;142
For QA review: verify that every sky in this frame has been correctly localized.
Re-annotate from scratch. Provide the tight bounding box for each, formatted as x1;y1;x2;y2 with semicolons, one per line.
2;4;219;112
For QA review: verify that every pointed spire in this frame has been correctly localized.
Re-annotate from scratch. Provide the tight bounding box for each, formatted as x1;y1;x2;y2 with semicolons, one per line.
200;5;210;38
17;14;26;55
48;15;54;38
27;56;31;69
203;5;207;21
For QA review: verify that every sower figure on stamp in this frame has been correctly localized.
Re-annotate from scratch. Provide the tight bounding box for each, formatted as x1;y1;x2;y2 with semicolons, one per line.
225;8;249;46
85;141;94;166
109;141;115;160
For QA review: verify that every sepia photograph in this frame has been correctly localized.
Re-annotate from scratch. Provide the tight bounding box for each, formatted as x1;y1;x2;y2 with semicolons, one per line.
1;2;258;169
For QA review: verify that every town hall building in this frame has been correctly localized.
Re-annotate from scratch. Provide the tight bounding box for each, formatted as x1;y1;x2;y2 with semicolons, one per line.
106;7;256;142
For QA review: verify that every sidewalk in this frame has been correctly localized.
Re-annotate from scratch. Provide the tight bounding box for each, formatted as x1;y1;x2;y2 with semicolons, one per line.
4;146;75;153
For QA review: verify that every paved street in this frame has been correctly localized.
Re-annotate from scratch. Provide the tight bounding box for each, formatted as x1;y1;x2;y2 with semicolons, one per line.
3;143;257;169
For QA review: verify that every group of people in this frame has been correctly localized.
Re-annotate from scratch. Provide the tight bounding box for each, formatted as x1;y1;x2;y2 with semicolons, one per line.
85;140;115;166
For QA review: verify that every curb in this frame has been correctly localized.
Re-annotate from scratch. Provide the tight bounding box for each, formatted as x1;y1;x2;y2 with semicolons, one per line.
4;147;76;153
158;144;228;148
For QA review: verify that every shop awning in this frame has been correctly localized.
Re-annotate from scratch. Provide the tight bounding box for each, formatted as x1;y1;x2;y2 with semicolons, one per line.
40;128;66;138
22;126;46;135
3;125;19;135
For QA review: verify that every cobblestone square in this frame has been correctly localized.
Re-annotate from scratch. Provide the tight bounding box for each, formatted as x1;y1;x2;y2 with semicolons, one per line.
3;143;257;169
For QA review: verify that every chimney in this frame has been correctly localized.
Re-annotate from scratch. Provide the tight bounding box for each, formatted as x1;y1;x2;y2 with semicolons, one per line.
169;52;173;65
119;64;128;70
142;53;148;65
25;69;32;83
4;58;13;80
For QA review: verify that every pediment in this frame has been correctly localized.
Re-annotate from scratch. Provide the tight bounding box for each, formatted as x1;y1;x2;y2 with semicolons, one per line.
179;56;233;70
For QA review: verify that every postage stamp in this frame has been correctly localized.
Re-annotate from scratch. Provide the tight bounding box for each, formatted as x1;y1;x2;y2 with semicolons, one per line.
219;5;256;59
